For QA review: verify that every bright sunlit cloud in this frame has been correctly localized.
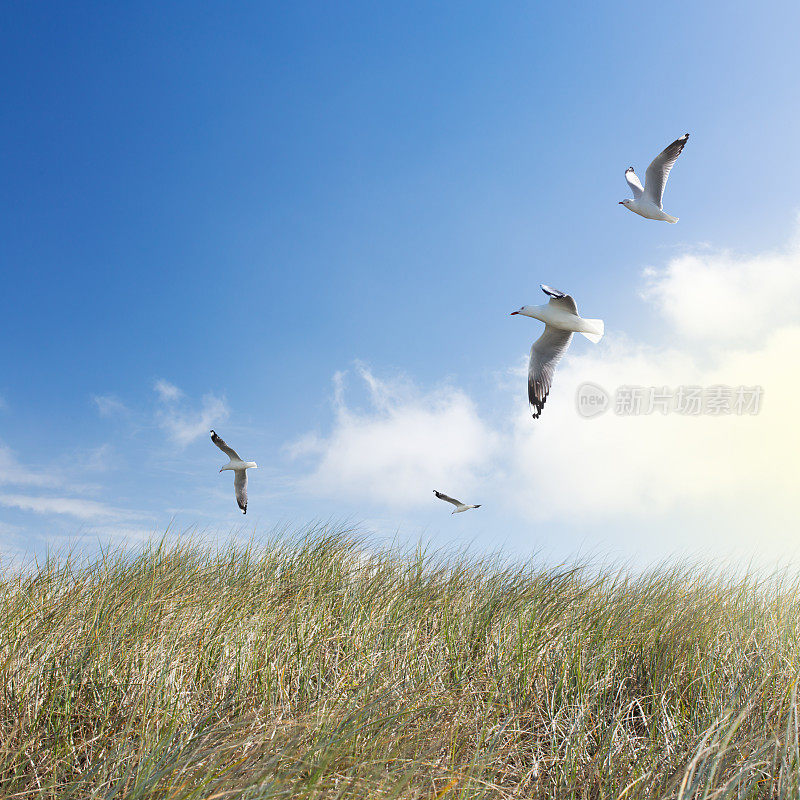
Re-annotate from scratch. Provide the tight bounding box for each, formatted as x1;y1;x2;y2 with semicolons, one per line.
641;230;800;347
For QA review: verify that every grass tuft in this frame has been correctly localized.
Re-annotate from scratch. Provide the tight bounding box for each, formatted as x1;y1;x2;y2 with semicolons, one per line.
1;524;799;798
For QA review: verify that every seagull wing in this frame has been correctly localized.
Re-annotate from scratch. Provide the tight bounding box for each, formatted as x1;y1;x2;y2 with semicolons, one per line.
434;490;462;507
211;430;242;461
541;284;579;315
528;326;573;419
625;168;644;199
540;284;566;299
643;133;689;207
234;470;248;514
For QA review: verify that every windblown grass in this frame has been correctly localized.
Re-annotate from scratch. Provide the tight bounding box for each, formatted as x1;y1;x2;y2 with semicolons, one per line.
1;525;799;798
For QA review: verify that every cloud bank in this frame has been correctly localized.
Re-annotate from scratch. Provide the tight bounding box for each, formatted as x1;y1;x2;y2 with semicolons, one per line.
293;230;800;549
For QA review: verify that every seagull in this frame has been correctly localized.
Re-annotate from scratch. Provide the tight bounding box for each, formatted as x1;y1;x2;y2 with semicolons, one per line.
511;285;604;419
619;133;689;222
433;490;481;514
210;430;257;514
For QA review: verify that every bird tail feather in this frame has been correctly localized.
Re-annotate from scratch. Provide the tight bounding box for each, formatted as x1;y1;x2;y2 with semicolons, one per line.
580;319;604;343
664;213;678;223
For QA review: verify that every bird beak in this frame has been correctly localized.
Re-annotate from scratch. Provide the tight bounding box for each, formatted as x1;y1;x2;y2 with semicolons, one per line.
510;311;519;315
618;201;625;205
219;468;224;473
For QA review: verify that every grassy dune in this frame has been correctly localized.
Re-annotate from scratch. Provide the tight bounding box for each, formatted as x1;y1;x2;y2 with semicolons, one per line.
1;526;799;798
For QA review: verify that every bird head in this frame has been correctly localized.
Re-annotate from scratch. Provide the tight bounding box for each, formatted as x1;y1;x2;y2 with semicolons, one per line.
619;199;632;207
510;306;537;318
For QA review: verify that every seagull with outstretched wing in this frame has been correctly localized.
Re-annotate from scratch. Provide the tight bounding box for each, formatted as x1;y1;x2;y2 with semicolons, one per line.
433;490;481;514
511;285;604;419
620;133;689;222
211;430;257;514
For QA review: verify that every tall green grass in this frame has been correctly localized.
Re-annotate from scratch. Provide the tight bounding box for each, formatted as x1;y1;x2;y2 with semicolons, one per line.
1;525;799;798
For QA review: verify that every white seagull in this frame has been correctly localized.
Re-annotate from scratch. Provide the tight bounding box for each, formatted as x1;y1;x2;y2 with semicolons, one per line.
619;133;689;223
210;430;257;514
433;490;481;514
511;285;604;419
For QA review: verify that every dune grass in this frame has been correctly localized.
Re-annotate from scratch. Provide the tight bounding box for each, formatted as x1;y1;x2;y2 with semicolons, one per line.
1;525;799;798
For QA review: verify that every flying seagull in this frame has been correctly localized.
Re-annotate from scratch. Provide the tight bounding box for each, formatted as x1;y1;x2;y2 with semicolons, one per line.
511;285;604;419
433;490;481;514
210;430;257;514
619;133;689;222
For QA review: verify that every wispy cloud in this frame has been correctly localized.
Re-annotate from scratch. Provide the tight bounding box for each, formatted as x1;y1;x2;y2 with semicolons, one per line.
93;394;130;417
71;444;115;472
0;493;123;520
154;379;183;403
154;381;229;447
0;443;60;488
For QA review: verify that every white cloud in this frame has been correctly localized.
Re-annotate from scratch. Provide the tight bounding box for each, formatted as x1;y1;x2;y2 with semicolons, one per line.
154;379;183;403
0;440;135;530
154;382;229;448
641;236;800;347
291;365;501;507
0;493;122;520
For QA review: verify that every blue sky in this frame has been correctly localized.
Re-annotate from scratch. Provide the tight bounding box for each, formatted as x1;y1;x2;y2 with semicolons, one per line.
2;2;800;566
